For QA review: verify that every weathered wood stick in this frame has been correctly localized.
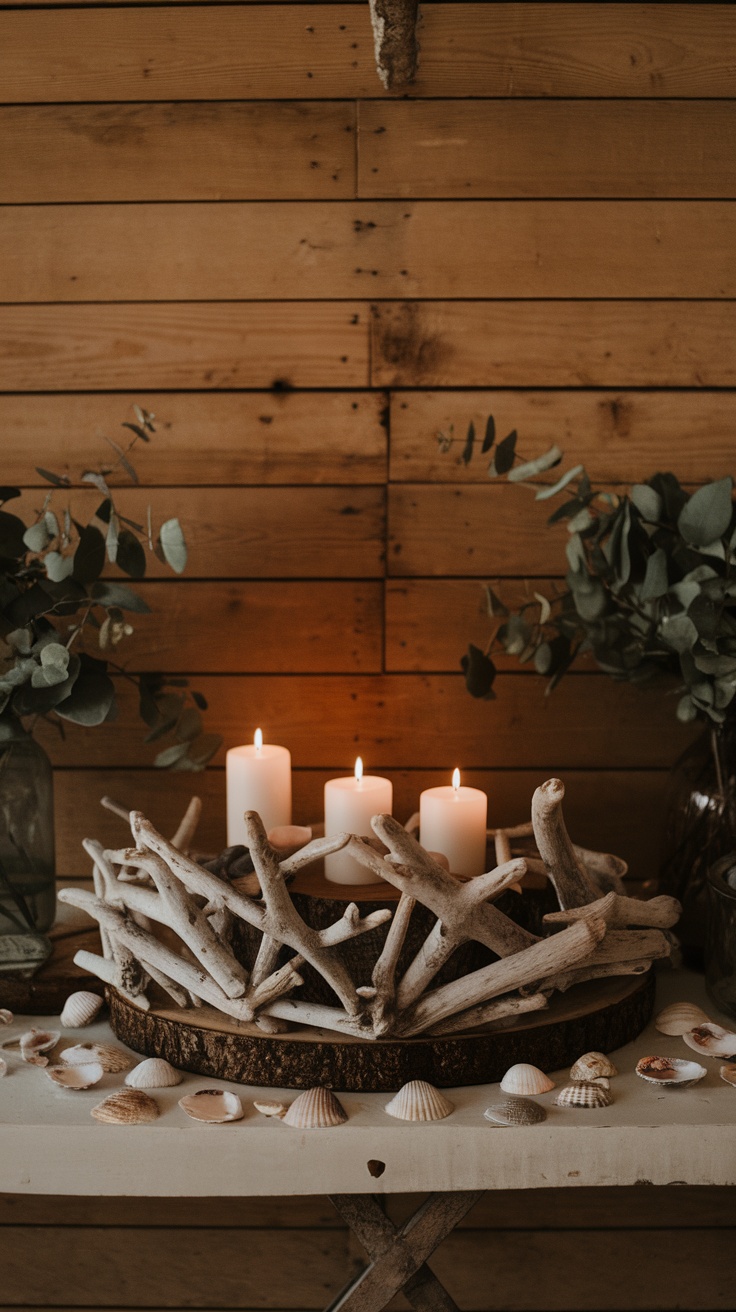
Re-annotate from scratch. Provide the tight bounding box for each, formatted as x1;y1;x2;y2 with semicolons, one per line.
537;958;654;993
250;956;305;1010
371;892;415;1034
318;902;392;947
531;779;600;908
250;935;282;989
494;830;512;867
139;960;191;1009
264;997;371;1038
280;831;350;874
100;796;130;824
543;892;681;931
170;796;202;852
428;991;549;1037
73;949;150;1010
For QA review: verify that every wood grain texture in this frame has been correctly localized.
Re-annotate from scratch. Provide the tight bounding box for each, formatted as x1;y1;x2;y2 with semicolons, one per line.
6;202;736;301
371;301;736;388
1;5;733;98
0;304;368;391
0;392;387;487
359;101;736;199
0;103;356;203
389;390;736;485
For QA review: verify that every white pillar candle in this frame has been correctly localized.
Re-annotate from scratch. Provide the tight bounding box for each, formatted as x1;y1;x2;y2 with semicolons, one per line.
226;728;292;844
419;769;488;877
324;758;393;885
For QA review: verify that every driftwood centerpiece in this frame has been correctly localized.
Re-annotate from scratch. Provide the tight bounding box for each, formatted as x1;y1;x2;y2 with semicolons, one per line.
59;780;680;1088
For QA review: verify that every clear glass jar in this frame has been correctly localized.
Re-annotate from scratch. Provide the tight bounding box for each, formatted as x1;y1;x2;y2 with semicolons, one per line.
0;714;55;941
706;853;736;1021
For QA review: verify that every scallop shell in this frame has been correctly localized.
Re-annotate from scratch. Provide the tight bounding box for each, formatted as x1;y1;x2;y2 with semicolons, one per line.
0;1009;13;1025
500;1063;555;1096
384;1080;453;1123
60;991;104;1028
92;1089;159;1124
283;1086;348;1129
682;1022;736;1059
46;1061;104;1090
125;1058;182;1089
179;1089;244;1124
484;1097;546;1126
253;1099;286;1118
569;1051;618;1081
20;1029;60;1065
61;1042;132;1073
655;1002;711;1036
635;1055;706;1089
720;1063;736;1088
556;1081;613;1108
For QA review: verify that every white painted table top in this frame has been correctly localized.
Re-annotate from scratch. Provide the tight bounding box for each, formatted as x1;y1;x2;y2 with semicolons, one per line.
0;969;734;1197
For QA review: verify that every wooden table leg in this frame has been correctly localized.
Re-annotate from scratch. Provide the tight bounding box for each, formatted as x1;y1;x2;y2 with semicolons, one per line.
327;1190;484;1312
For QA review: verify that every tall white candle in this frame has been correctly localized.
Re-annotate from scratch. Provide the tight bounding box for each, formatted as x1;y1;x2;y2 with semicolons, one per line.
226;728;292;844
419;769;487;877
324;757;393;885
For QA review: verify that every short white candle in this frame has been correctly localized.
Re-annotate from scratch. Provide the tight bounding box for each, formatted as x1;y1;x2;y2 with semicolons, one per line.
324;757;393;885
419;769;488;877
226;728;292;844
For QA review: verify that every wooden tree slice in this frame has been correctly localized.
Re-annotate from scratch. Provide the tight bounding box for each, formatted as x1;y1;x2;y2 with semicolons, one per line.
108;971;654;1092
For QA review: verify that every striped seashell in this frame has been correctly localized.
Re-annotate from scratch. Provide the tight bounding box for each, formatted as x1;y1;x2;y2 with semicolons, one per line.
484;1097;546;1126
125;1058;182;1089
179;1090;244;1124
61;1042;132;1073
20;1029;60;1066
569;1051;618;1081
556;1081;613;1109
682;1022;736;1060
46;1062;104;1090
0;1009;13;1025
385;1081;454;1122
720;1064;736;1088
636;1055;706;1089
283;1086;348;1129
655;1002;710;1037
500;1063;555;1096
92;1089;159;1124
253;1099;287;1118
60;991;104;1028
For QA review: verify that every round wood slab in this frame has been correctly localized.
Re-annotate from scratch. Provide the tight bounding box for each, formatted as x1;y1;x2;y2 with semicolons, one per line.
108;971;655;1092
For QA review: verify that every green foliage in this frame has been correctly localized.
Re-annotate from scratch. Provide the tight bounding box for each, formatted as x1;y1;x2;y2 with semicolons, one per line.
444;416;736;724
0;410;221;768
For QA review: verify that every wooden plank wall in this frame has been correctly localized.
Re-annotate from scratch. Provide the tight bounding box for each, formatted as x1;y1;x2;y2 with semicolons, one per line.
2;6;736;1306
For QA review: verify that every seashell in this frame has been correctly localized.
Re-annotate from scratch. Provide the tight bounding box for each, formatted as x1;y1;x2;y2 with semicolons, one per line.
682;1022;736;1059
0;1009;13;1025
46;1062;104;1090
569;1051;618;1081
61;1042;132;1073
556;1081;613;1108
254;1099;286;1119
484;1097;546;1126
500;1063;555;1096
179;1089;244;1124
0;1057;6;1077
267;824;313;851
125;1058;182;1089
20;1029;60;1065
384;1080;453;1123
60;990;104;1028
591;1076;610;1089
636;1055;706;1089
655;1001;711;1036
720;1064;736;1088
92;1089;159;1125
283;1086;348;1129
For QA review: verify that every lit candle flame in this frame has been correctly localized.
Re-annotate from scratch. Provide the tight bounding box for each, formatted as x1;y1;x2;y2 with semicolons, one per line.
254;727;263;753
452;767;461;792
355;756;364;785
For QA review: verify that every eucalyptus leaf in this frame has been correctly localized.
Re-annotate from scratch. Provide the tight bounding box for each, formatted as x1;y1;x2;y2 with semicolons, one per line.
661;613;699;653
488;431;517;477
481;415;495;454
676;694;698;723
669;579;702;610
0;488;21;504
35;467;70;488
630;484;662;523
678;477;733;548
460;643;496;699
117;529;147;580
44;551;74;583
640;547;668;601
534;591;552;624
72;525;106;585
461;421;475;467
182;733;223;768
0;510;27;559
106;514;119;564
508;444;563;484
535;464;584;502
22;521;50;554
55;668;116;725
153;742;191;769
500;615;530;656
485;586;508;618
91;581;151;614
175;707;203;742
158;518;187;574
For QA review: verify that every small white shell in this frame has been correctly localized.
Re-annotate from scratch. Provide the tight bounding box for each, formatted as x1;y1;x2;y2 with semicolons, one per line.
20;1029;60;1065
92;1089;159;1124
46;1062;104;1090
0;1009;13;1025
720;1063;736;1088
61;1042;132;1073
484;1097;546;1126
60;991;104;1028
125;1058;182;1089
556;1081;613;1108
179;1089;244;1124
500;1063;555;1096
569;1051;618;1081
655;1002;711;1036
682;1023;736;1059
636;1055;706;1089
0;1057;6;1077
253;1099;286;1118
283;1086;348;1129
385;1080;454;1122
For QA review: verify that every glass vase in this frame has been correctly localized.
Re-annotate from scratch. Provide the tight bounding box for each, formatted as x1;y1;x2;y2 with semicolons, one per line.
705;854;736;1021
0;714;56;972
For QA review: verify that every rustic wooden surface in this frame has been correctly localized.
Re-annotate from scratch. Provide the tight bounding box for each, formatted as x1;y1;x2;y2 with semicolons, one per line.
0;922;103;1014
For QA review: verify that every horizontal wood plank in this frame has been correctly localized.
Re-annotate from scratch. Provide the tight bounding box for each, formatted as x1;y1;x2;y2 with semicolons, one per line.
0;104;356;203
359;101;736;199
389;390;736;484
0;392;387;486
5;202;736;301
54;766;669;882
36;673;695;771
371;301;736;388
1;6;733;99
12;486;385;578
0;304;368;391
